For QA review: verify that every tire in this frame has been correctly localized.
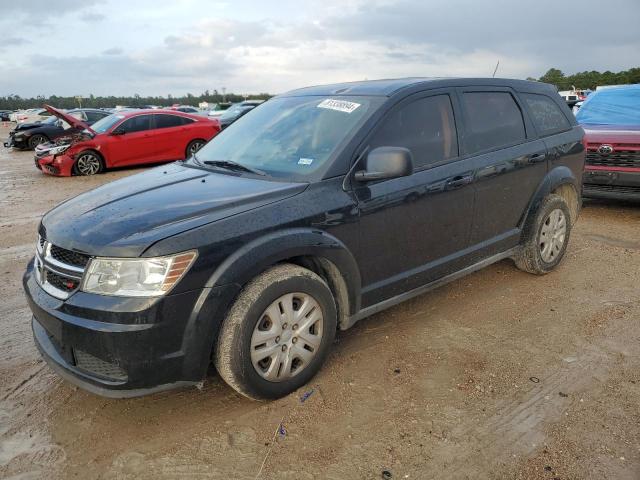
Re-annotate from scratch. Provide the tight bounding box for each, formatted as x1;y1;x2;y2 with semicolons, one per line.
185;139;206;158
214;263;337;400
73;151;104;176
513;194;572;275
28;134;48;150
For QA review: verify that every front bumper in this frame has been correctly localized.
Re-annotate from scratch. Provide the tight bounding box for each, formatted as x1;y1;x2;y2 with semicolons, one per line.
37;153;74;176
583;167;640;200
23;259;239;397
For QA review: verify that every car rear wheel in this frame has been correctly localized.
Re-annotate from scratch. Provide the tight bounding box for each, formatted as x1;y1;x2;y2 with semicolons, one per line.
214;264;337;400
186;139;206;158
73;151;104;176
28;134;48;150
513;194;572;275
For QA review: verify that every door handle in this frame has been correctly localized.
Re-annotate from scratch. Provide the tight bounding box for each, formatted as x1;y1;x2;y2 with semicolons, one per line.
528;153;546;163
445;175;473;189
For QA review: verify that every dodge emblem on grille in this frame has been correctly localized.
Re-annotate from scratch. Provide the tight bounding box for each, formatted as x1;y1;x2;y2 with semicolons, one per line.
598;144;614;155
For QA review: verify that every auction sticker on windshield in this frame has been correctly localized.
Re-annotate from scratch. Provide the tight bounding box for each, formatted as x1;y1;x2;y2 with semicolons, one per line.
317;99;361;114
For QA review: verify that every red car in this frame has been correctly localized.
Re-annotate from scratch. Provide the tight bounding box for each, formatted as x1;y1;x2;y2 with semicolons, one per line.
36;105;220;176
576;86;640;200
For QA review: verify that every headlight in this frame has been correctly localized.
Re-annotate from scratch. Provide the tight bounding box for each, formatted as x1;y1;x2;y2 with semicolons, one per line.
49;144;70;155
81;251;197;297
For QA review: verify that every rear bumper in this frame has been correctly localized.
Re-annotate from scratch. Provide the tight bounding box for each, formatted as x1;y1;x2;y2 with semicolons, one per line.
23;259;239;397
583;167;640;200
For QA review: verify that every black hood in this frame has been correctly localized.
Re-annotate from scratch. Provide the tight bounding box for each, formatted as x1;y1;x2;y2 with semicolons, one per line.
41;163;308;257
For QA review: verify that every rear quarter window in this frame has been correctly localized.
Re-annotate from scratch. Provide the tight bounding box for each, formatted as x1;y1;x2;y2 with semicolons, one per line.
461;92;526;154
523;93;571;136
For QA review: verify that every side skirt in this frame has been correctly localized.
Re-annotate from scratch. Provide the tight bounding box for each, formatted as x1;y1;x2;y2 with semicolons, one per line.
342;247;519;330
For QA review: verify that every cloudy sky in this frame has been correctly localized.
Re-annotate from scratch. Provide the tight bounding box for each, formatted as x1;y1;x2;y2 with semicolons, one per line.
1;0;639;98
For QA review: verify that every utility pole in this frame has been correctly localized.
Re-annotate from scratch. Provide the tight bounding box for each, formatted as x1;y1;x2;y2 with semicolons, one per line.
75;95;83;108
222;87;227;103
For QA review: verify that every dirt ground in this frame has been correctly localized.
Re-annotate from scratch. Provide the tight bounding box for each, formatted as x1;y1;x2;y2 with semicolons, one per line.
0;124;638;480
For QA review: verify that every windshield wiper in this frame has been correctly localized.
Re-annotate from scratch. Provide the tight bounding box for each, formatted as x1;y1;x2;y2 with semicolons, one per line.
202;159;266;176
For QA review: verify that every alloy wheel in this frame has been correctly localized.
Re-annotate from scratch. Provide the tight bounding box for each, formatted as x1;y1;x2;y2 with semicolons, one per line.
539;208;566;263
76;153;101;175
189;141;205;155
250;292;324;382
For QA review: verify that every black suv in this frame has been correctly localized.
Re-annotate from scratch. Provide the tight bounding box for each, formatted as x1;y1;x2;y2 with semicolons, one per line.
23;78;585;400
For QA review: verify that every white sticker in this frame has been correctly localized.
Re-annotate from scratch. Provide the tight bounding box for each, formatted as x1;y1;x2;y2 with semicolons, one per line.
317;99;361;114
298;158;314;165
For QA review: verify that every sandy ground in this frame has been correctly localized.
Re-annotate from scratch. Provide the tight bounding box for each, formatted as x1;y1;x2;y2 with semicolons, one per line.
0;124;638;480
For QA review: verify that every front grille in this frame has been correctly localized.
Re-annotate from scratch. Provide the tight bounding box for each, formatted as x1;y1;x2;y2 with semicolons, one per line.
35;235;89;299
43;164;60;175
74;349;128;381
584;184;640;195
586;149;640;168
46;271;80;292
50;245;90;268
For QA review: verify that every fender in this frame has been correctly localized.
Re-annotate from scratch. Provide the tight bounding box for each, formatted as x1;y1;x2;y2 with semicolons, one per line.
519;165;580;229
204;228;362;315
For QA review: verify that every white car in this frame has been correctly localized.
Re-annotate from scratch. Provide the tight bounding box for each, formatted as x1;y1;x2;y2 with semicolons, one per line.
14;108;53;125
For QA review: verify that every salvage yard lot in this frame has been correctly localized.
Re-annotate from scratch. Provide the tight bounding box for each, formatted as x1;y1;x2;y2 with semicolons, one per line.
0;124;638;479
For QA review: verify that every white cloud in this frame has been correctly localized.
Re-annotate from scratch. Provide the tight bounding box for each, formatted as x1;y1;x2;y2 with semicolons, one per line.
0;0;638;97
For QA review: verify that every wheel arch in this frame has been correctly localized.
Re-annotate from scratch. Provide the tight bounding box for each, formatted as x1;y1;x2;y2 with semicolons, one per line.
205;228;362;330
520;166;581;229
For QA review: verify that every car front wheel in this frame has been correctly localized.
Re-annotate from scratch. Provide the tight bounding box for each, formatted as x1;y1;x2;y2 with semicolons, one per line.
28;134;48;150
73;151;104;176
214;264;337;400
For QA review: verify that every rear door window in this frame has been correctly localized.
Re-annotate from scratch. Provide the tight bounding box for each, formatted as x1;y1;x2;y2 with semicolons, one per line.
522;93;571;136
85;111;108;123
461;92;526;153
154;114;184;129
370;94;458;168
120;115;152;133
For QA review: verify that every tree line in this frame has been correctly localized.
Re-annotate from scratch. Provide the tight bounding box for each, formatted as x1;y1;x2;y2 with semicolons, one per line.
1;67;639;110
0;90;272;111
529;67;640;91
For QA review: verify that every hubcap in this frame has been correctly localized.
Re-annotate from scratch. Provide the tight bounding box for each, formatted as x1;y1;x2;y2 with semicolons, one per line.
539;208;566;263
250;292;324;382
76;154;100;175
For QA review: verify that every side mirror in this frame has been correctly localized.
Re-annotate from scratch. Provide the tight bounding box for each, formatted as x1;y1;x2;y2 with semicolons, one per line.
354;146;413;182
111;128;125;136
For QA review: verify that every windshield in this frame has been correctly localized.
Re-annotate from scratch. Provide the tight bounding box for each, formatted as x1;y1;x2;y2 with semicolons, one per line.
192;96;382;180
219;104;249;120
90;113;125;134
576;87;640;126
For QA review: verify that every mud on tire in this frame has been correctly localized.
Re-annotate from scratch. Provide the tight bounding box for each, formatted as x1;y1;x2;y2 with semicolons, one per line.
513;194;572;275
214;263;337;400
